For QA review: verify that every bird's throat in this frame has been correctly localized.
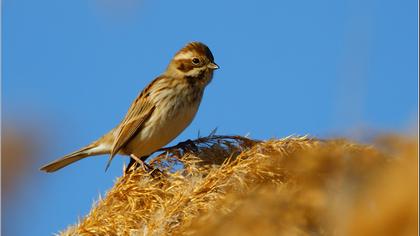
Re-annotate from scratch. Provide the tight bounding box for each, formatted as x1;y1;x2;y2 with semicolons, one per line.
184;69;213;87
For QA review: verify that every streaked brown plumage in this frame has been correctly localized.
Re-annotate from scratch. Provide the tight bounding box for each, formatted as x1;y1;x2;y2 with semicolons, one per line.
40;42;219;173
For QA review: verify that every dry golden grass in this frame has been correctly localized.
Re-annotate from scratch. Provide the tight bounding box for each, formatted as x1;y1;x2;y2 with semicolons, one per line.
60;134;418;236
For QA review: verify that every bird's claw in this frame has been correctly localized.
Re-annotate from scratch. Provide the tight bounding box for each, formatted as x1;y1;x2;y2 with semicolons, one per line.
127;154;164;178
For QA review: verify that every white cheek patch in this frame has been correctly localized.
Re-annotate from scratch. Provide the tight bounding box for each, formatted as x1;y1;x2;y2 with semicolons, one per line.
174;51;193;60
185;67;205;76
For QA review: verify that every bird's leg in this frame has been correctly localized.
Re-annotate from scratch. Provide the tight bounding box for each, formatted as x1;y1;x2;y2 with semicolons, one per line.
126;157;137;172
126;154;151;173
126;154;166;179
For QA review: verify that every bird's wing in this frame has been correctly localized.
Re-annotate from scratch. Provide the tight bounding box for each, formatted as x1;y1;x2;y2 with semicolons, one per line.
105;78;161;170
112;98;155;155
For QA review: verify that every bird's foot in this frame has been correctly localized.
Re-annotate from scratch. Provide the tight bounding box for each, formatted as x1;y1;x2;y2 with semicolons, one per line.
126;154;165;178
127;154;151;172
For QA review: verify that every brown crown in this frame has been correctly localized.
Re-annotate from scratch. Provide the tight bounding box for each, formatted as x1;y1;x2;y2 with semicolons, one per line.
176;42;214;62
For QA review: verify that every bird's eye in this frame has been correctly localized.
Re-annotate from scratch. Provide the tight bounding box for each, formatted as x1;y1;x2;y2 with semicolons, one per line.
192;58;200;65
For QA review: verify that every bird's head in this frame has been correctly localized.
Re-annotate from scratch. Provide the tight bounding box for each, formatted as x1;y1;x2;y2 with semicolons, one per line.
166;42;219;85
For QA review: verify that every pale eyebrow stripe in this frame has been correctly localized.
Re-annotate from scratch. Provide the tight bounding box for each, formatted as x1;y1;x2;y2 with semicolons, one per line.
174;51;194;60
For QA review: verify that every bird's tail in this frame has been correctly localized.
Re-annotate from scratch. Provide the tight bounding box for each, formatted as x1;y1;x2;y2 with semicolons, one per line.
40;141;108;173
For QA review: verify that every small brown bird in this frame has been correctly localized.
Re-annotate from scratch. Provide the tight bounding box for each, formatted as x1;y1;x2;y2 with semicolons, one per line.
40;42;219;172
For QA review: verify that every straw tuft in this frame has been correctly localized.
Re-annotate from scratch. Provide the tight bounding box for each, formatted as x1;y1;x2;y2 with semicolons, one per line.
60;134;418;236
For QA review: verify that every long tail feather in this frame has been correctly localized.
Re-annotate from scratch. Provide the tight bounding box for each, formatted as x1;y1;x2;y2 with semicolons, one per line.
40;143;107;173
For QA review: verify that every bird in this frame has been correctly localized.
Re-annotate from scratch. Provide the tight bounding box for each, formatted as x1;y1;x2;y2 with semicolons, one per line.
40;42;219;173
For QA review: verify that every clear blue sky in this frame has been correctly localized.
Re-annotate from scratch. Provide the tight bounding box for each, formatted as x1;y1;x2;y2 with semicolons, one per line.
2;0;418;235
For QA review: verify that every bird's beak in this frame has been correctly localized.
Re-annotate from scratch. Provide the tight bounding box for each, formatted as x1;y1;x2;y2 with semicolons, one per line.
207;62;220;70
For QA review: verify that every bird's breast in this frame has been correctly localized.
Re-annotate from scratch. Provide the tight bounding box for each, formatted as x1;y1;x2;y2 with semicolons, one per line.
124;87;203;158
